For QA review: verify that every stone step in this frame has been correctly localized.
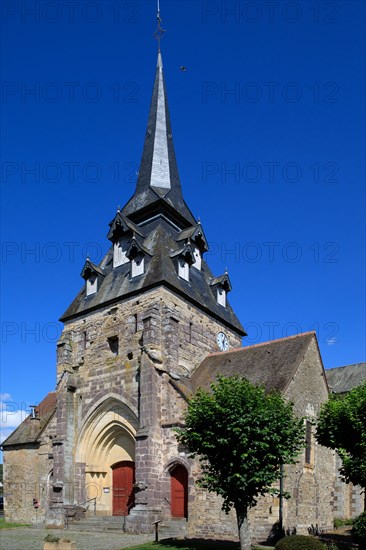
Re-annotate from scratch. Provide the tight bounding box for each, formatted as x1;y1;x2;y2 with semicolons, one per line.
66;515;188;537
68;525;125;532
80;516;126;523
67;516;127;532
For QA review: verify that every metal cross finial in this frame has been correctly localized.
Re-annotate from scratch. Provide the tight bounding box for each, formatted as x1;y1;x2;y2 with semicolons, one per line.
154;0;166;51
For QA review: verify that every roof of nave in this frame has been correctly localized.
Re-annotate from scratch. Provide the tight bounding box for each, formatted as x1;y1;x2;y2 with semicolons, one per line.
171;332;320;397
1;392;57;448
325;362;366;394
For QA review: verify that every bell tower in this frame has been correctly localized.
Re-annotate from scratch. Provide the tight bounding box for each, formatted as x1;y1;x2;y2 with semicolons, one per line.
48;5;245;529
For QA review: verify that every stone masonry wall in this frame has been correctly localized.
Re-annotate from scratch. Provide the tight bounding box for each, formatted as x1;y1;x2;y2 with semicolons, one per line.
283;338;334;535
52;285;242;521
333;453;365;519
3;415;56;523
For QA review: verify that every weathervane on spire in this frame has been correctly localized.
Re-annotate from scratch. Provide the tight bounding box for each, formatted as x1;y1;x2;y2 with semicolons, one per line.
154;0;166;51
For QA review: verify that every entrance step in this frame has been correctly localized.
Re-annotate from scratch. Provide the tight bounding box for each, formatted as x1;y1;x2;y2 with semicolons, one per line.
66;515;188;537
66;515;128;532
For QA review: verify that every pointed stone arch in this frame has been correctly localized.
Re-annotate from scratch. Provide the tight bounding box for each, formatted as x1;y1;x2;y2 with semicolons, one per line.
76;396;138;515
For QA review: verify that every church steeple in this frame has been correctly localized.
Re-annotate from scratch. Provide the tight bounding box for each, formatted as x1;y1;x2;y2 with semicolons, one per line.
122;17;195;228
60;9;245;338
148;52;172;193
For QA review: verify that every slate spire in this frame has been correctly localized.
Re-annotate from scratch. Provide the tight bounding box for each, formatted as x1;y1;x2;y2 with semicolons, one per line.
122;49;196;227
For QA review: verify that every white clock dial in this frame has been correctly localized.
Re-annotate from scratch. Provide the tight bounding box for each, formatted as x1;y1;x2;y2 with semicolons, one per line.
216;331;229;351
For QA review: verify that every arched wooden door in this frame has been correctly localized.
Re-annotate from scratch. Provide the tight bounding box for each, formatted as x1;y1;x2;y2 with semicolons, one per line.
112;461;135;516
170;464;188;518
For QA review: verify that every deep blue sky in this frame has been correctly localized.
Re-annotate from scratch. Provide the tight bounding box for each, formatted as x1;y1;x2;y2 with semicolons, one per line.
1;0;365;443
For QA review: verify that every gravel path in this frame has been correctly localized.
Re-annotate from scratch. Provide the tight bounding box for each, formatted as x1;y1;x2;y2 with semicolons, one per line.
0;526;154;550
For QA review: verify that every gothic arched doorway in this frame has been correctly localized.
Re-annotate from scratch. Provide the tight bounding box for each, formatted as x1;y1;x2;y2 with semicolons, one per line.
76;397;138;516
170;464;188;518
112;461;135;516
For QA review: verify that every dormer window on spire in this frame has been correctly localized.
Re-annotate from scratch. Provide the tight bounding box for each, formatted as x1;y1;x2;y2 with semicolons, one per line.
81;259;105;297
132;254;144;278
170;241;196;282
210;273;232;308
217;286;226;307
113;239;129;268
193;246;202;270
176;223;208;272
87;274;97;296
107;210;145;269
126;235;151;279
178;258;189;281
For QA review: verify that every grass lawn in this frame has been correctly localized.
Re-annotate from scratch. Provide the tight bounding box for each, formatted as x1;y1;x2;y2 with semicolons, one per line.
0;516;31;529
119;542;266;550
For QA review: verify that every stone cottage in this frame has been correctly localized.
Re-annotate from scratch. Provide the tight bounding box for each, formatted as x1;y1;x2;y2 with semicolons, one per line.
2;45;336;542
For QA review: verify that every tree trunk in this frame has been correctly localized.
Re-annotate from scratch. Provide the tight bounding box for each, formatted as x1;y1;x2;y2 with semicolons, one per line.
235;505;251;550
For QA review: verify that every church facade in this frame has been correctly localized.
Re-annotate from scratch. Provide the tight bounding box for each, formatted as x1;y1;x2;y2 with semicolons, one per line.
2;48;337;542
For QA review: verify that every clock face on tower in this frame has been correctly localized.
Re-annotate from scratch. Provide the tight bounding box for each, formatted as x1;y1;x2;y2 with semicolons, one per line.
216;331;229;351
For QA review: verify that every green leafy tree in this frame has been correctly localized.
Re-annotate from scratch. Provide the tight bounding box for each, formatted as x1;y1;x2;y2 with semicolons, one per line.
316;381;366;504
177;376;305;550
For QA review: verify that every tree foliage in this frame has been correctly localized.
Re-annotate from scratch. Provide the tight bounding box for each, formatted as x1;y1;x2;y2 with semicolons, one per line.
351;511;366;544
316;381;366;490
177;376;305;549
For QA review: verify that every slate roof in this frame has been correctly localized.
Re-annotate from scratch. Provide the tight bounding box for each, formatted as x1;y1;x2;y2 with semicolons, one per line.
107;211;144;241
177;223;208;251
1;392;56;447
171;332;317;398
60;219;245;334
122;52;196;227
60;47;245;336
60;50;245;336
325;363;366;394
80;259;105;279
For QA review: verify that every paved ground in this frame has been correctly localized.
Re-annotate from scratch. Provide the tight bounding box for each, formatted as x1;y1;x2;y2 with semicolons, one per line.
0;526;154;550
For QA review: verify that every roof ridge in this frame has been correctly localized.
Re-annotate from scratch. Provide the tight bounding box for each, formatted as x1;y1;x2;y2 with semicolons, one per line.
206;331;316;358
327;362;366;372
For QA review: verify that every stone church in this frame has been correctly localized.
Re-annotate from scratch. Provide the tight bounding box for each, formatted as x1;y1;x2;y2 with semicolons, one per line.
2;45;341;542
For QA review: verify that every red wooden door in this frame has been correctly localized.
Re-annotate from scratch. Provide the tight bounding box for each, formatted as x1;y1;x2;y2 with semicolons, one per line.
112;461;135;516
171;465;188;518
